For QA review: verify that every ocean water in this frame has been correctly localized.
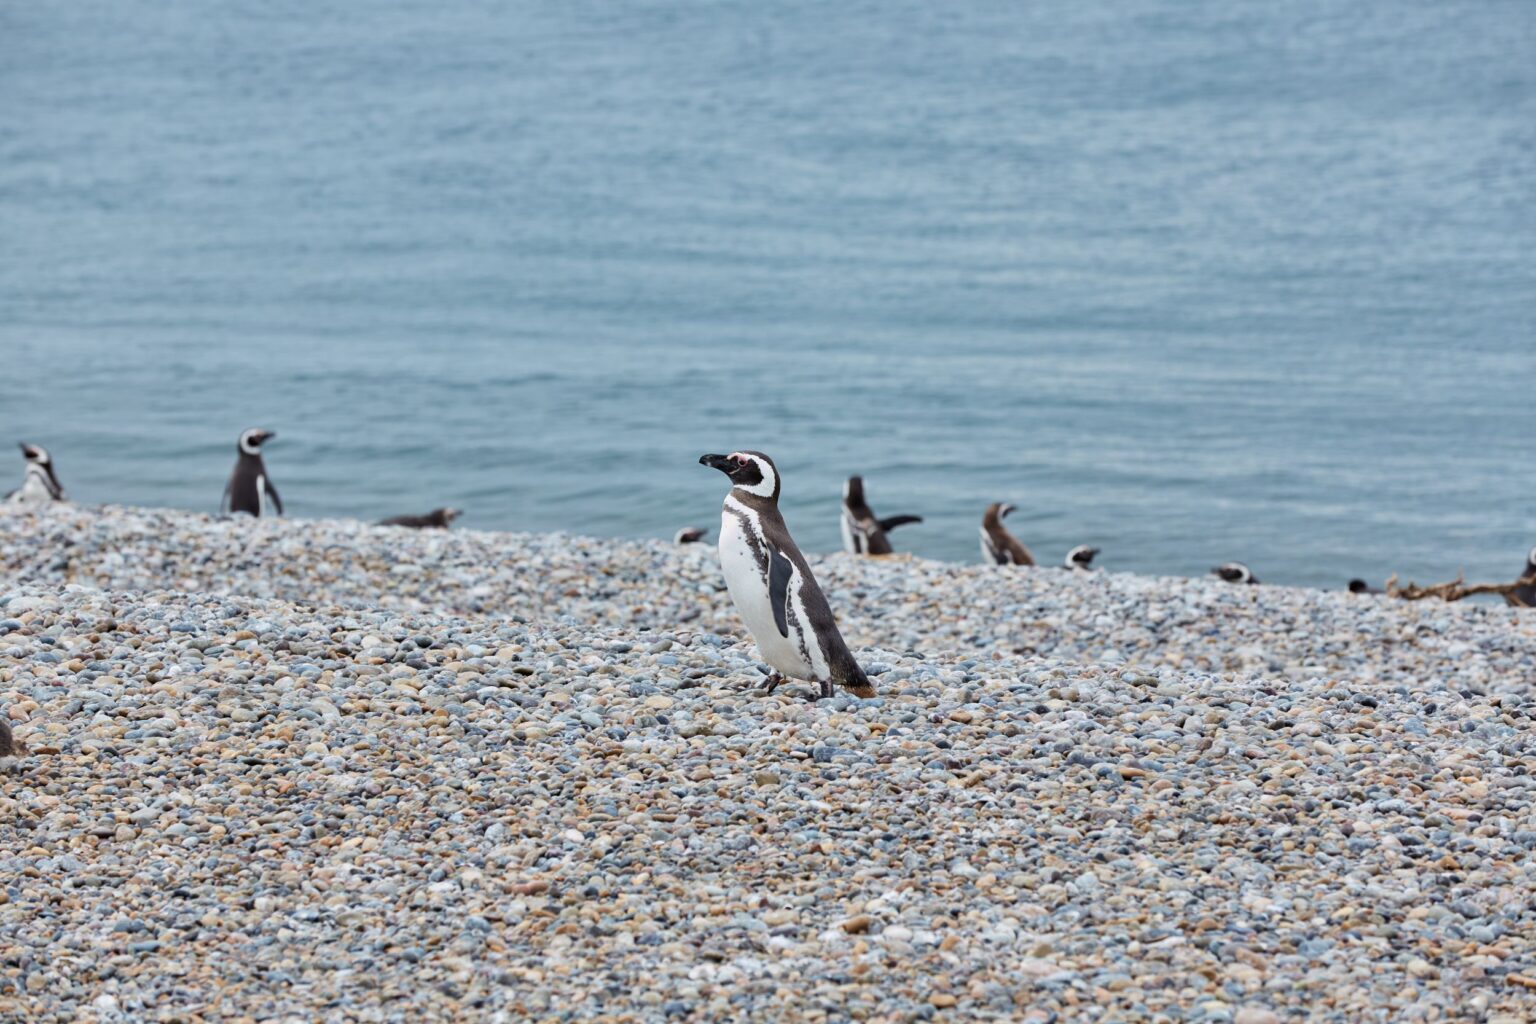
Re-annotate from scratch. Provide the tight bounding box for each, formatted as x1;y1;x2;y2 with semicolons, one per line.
2;0;1533;590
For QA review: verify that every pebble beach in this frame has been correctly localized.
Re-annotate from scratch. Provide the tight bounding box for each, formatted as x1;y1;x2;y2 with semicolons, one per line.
3;503;1536;1023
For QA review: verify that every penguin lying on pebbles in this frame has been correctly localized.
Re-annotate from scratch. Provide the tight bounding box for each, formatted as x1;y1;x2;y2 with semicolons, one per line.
1348;579;1382;595
701;451;876;700
1212;562;1258;584
841;475;921;555
1064;545;1100;572
1507;546;1536;608
979;503;1034;566
222;429;282;517
6;443;66;503
674;527;708;544
380;508;461;529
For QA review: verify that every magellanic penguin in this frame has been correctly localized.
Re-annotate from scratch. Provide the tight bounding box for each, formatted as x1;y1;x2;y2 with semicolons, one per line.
674;526;708;544
1506;546;1536;608
5;443;66;504
979;503;1034;566
1212;562;1258;585
841;475;921;555
701;452;875;700
380;508;461;529
222;428;283;517
1064;544;1100;572
1347;578;1382;595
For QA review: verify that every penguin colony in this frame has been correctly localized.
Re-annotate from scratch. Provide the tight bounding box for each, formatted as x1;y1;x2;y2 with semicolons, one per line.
5;438;1535;703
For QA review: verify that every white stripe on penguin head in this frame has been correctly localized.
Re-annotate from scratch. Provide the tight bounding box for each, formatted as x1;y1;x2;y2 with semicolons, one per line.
729;452;777;499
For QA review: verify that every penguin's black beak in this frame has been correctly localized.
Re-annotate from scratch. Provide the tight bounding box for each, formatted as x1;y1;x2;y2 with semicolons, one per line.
1000;504;1016;518
699;453;734;475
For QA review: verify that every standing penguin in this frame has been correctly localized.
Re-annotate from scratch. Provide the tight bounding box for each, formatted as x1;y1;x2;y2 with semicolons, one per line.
1064;544;1100;572
5;443;66;504
1506;546;1536;608
701;452;876;699
1211;562;1259;584
979;503;1035;566
222;428;283;517
840;475;921;555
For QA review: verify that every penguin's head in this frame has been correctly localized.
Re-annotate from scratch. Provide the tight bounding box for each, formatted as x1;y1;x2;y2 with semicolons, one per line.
700;451;779;501
1211;562;1256;584
843;475;865;505
982;502;1014;527
18;442;50;466
1526;546;1536;572
674;526;708;544
1066;544;1099;569
1347;578;1373;594
238;428;276;456
436;507;462;527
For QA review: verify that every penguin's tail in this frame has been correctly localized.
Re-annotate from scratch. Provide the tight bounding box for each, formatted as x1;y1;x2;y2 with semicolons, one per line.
843;680;877;699
833;657;877;699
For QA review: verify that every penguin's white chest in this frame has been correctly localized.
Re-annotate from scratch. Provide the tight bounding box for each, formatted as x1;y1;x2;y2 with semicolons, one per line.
718;505;817;680
8;469;54;504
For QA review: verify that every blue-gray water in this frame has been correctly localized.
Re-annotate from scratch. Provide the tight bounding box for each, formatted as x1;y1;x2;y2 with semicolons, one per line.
3;1;1533;590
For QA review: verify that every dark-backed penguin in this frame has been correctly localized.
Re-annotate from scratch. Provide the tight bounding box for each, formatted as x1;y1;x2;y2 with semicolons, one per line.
222;428;283;518
1347;578;1382;595
840;475;921;555
1506;546;1536;608
674;526;708;544
1212;562;1258;585
380;508;461;529
5;443;66;504
979;503;1034;566
701;452;876;700
1064;544;1100;572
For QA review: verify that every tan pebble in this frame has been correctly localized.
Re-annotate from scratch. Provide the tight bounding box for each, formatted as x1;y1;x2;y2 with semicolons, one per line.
1235;1009;1281;1024
840;915;873;934
929;993;957;1008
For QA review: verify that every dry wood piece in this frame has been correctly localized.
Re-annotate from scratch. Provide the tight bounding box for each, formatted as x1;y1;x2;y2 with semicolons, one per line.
0;718;28;758
1385;573;1536;604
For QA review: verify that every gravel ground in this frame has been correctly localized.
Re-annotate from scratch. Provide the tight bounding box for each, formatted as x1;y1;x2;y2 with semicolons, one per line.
3;503;1535;1023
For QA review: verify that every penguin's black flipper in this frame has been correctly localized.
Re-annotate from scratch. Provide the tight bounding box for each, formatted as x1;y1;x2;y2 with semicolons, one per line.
768;548;793;638
265;479;284;516
879;515;922;532
220;481;232;516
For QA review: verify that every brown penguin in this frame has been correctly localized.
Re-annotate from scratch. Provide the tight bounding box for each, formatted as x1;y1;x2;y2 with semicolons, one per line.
840;476;922;555
980;503;1035;566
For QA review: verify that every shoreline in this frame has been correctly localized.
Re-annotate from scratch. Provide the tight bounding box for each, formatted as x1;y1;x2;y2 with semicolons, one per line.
2;503;1535;1021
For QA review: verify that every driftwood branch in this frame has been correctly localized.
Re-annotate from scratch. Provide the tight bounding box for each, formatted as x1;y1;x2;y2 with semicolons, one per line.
1385;573;1536;604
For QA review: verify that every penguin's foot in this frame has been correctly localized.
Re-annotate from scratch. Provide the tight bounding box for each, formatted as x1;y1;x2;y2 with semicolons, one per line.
747;672;787;697
817;679;835;700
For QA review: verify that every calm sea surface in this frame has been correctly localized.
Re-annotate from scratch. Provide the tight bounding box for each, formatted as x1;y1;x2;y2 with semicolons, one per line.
2;1;1533;589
